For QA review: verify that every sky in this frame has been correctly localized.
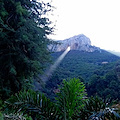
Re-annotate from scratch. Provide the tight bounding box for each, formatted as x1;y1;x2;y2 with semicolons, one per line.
48;0;120;52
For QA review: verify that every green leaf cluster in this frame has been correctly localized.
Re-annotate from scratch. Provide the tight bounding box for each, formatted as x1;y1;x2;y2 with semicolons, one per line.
0;0;53;99
2;78;120;120
87;69;120;100
56;78;87;119
3;78;87;120
4;89;59;120
80;96;120;120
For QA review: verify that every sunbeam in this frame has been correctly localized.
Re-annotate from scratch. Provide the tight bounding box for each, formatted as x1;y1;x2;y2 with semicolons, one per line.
41;46;71;83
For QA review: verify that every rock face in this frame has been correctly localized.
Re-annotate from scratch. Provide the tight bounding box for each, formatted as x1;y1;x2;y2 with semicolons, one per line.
49;34;101;52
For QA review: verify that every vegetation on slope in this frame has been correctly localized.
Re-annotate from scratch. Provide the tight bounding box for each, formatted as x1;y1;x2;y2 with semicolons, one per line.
44;50;120;100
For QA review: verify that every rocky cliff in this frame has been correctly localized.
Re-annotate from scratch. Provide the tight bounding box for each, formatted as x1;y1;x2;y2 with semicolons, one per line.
49;34;101;52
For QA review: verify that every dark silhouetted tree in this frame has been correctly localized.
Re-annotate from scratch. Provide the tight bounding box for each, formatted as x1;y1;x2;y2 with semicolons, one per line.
0;0;53;99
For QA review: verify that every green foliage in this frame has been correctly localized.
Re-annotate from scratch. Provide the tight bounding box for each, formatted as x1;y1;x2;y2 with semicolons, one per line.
3;79;120;120
4;89;59;120
51;50;119;81
0;99;4;110
46;50;120;100
0;112;4;120
3;78;87;120
56;78;87;119
0;0;54;99
80;96;120;120
87;70;120;100
3;113;31;120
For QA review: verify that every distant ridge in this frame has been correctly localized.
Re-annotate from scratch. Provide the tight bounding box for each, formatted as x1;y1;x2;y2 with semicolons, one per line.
49;34;101;52
108;50;120;57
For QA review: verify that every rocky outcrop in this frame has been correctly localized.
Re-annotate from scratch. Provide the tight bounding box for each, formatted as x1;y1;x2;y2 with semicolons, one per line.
49;34;101;52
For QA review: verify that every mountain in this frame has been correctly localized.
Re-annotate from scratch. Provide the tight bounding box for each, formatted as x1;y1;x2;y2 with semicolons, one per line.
46;34;120;84
37;34;120;100
49;34;101;52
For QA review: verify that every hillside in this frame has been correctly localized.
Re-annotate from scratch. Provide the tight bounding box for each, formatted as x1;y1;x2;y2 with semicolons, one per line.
50;50;120;81
39;34;120;100
47;34;120;81
42;50;120;100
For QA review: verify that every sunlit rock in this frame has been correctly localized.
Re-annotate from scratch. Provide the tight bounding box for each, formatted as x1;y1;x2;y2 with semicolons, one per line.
49;34;101;52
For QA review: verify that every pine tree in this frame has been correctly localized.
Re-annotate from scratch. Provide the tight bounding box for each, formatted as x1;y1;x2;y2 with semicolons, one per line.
0;0;53;99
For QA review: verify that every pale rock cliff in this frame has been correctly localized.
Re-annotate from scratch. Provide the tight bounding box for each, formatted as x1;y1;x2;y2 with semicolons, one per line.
49;34;101;52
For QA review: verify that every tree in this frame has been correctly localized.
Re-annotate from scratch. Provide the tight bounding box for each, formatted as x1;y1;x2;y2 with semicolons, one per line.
0;0;53;99
56;78;87;120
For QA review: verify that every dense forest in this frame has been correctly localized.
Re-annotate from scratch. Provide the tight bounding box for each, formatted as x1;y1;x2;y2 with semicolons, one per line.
43;50;120;100
0;0;120;120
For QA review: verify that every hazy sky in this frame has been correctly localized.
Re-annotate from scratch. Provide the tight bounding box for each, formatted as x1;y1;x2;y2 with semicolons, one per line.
49;0;120;52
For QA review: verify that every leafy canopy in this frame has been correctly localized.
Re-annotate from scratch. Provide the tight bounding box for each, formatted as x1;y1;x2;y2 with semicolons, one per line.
0;0;53;99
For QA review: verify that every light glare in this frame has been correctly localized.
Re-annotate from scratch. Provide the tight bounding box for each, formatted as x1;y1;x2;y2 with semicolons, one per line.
67;46;71;51
41;46;71;83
